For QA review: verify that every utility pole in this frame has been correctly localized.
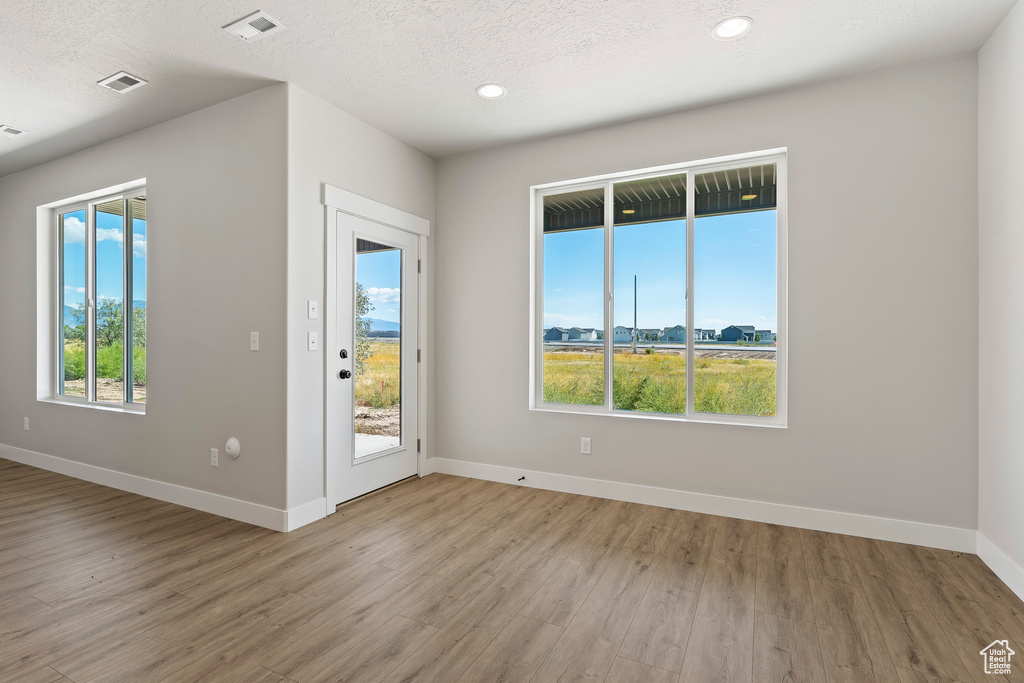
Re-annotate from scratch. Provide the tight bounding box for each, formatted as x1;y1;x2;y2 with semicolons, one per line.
632;275;637;354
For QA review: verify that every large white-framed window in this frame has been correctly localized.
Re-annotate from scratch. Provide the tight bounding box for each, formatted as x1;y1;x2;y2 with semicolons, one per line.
49;185;147;411
530;149;787;427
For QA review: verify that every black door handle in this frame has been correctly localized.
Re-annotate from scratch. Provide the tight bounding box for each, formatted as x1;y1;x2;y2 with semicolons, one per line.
339;369;352;379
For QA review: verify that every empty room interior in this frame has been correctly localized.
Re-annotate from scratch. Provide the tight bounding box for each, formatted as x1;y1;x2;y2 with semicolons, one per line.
2;1;1024;681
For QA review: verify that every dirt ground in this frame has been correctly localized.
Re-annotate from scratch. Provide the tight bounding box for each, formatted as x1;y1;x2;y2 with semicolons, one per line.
355;406;400;436
64;378;147;403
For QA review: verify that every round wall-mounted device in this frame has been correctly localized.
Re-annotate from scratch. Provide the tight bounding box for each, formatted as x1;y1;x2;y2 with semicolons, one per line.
225;438;241;459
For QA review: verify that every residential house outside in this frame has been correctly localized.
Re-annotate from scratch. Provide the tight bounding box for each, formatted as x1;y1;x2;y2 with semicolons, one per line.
568;327;598;341
613;326;634;343
662;325;688;342
637;328;661;341
721;325;756;342
755;329;774;342
543;327;569;342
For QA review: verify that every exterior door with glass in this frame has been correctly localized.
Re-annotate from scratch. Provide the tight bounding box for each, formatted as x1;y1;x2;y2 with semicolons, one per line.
328;211;418;506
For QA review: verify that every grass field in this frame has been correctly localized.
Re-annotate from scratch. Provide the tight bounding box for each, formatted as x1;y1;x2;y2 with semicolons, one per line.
543;349;776;416
353;342;774;416
356;341;401;408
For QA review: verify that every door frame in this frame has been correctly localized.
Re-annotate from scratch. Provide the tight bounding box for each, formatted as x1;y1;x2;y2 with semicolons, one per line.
322;184;430;517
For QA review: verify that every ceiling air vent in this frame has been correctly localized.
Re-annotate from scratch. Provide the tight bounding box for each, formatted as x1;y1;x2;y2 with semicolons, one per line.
223;10;286;41
98;71;148;93
0;125;26;138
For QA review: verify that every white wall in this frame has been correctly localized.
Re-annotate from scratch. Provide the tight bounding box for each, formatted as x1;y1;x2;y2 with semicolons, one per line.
285;85;435;509
435;57;979;531
979;0;1024;589
0;85;290;509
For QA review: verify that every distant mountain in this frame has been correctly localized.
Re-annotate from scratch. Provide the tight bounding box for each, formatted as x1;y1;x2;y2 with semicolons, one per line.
366;317;399;332
63;305;83;326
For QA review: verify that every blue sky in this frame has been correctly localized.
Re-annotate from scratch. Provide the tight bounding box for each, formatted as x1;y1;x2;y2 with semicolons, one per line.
543;210;776;333
357;248;401;323
61;208;147;317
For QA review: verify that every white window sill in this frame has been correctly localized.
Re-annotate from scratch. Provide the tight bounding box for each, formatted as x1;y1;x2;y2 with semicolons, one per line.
39;397;146;415
530;404;785;429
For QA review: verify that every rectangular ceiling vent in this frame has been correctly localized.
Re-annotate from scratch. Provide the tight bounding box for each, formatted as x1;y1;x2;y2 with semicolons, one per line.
98;71;148;93
0;125;26;138
223;10;286;41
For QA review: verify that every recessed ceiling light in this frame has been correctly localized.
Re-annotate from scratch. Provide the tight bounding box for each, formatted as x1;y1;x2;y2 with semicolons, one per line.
476;84;506;99
223;10;286;41
741;193;758;200
712;16;752;40
98;71;148;93
622;209;636;214
0;125;26;138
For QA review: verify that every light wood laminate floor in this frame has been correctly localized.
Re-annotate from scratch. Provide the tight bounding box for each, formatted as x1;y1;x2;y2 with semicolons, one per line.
0;459;1021;682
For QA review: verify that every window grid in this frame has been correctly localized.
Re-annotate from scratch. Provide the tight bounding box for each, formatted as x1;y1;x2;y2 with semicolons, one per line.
54;189;146;409
532;150;786;427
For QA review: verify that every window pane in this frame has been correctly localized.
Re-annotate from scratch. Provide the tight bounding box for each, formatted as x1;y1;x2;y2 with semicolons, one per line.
542;188;605;406
693;163;777;417
94;199;125;403
130;196;147;404
354;238;402;458
612;173;687;414
60;210;87;397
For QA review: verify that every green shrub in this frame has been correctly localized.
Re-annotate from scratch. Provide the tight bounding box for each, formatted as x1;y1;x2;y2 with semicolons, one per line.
96;343;123;379
133;346;147;384
64;344;85;380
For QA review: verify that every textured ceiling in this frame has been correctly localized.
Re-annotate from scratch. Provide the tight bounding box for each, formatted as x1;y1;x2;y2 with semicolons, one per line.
0;0;1014;176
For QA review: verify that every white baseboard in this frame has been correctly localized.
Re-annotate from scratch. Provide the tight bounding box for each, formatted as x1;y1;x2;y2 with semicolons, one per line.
432;458;977;553
420;456;436;476
0;444;325;533
285;496;327;531
977;533;1024;601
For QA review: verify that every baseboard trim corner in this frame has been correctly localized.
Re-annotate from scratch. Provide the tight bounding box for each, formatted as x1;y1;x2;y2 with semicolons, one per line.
0;443;301;532
431;457;977;553
285;497;327;531
977;533;1024;602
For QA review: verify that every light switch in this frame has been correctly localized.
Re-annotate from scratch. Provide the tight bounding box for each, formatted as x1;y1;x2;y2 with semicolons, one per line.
308;300;319;319
308;332;319;351
250;331;259;351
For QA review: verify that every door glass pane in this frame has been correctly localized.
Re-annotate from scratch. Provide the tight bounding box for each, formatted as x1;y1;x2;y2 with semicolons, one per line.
354;238;402;458
693;163;777;417
612;173;687;414
130;197;147;403
94;199;125;403
60;209;87;397
542;188;605;405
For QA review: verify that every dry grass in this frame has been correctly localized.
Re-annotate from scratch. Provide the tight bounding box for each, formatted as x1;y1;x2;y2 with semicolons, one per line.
543;349;776;416
356;341;401;408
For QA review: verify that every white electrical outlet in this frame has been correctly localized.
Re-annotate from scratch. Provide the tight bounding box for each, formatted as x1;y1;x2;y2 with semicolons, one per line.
581;437;592;455
308;332;319;351
249;331;259;351
210;448;219;467
23;417;29;431
307;300;319;319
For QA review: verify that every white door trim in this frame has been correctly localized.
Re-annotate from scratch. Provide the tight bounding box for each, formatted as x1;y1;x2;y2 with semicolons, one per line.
323;185;430;237
323;184;431;517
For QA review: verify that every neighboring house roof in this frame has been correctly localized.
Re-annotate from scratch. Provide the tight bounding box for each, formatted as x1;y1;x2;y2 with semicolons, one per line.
571;327;595;332
724;325;755;332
